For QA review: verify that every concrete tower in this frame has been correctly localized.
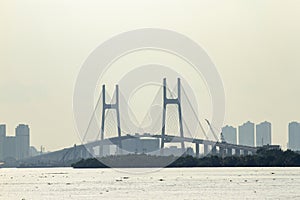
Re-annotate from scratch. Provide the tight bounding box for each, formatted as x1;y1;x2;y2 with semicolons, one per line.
161;78;185;150
0;124;6;161
288;122;300;151
256;121;272;146
16;124;30;160
222;125;237;144
100;85;121;156
238;121;255;147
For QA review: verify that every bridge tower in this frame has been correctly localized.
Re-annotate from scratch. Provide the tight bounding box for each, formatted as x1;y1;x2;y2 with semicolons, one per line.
161;78;185;151
100;84;122;156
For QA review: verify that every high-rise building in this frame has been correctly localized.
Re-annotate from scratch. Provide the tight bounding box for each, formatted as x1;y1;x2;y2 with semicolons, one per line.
256;121;272;146
0;124;31;161
238;121;255;147
288;122;300;151
15;124;30;160
222;125;237;144
4;136;16;159
0;124;5;137
0;124;6;161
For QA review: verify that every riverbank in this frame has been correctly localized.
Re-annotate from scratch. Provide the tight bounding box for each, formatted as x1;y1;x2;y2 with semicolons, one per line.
72;149;300;168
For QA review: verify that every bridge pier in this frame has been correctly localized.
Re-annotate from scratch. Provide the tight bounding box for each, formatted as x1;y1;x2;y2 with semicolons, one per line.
219;146;226;157
204;144;209;155
243;150;249;156
211;145;217;155
195;143;200;158
227;148;232;156
235;148;240;156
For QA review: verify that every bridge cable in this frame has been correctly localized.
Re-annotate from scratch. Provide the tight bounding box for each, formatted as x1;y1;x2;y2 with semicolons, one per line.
181;86;209;140
82;92;103;142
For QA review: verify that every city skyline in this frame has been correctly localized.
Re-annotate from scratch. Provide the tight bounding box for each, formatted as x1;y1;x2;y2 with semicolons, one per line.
2;119;300;155
222;120;300;151
0;124;32;161
223;121;272;147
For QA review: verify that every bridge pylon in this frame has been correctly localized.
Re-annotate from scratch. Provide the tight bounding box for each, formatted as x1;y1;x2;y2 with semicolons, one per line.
161;78;185;151
100;84;122;156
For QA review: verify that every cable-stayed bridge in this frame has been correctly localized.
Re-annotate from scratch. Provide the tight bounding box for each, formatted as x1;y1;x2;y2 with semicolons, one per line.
23;78;257;166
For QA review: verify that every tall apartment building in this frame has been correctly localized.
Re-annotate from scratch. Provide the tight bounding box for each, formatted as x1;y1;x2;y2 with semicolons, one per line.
0;124;30;161
288;122;300;151
0;124;6;161
16;124;30;160
238;121;255;147
222;125;237;144
256;121;272;146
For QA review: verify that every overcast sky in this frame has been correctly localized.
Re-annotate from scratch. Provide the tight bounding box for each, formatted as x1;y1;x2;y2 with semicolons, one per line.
1;0;300;151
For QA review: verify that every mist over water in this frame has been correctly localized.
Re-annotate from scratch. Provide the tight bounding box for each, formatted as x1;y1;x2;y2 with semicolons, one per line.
1;167;300;200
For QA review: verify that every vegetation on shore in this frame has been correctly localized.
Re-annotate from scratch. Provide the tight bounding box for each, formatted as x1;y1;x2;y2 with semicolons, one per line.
72;148;300;168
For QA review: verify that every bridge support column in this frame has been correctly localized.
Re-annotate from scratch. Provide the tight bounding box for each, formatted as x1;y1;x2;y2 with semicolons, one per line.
195;143;200;158
227;148;232;156
204;144;209;155
235;148;240;156
219;146;225;157
243;150;249;155
211;145;217;155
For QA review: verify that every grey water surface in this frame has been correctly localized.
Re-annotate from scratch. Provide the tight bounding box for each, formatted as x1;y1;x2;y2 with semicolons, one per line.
0;167;299;200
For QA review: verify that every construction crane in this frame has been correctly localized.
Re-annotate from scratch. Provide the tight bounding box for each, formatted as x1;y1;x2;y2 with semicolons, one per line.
205;119;226;143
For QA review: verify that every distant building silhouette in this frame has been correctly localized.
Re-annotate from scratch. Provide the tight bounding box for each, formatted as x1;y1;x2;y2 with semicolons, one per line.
16;124;30;160
4;136;16;159
0;124;30;161
186;147;194;156
222;125;237;144
0;124;6;160
163;146;186;156
238;121;255;147
256;121;272;146
0;124;5;136
121;135;159;154
288;122;300;151
261;144;280;151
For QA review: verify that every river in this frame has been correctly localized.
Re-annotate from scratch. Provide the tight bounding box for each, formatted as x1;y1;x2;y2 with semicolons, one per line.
0;167;300;199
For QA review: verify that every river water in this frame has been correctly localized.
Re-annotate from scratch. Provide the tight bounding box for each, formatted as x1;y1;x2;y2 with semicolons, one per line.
0;167;300;200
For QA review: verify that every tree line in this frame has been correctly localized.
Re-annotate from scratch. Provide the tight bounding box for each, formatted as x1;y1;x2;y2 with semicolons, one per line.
72;148;300;168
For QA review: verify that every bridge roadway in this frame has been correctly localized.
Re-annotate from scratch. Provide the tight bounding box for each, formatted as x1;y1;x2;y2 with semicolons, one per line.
22;134;257;166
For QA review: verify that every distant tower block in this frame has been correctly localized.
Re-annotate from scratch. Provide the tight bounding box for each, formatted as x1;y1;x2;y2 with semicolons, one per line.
161;78;185;150
100;85;122;156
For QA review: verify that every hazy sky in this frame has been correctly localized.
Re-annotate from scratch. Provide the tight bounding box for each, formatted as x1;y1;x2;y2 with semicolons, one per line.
1;0;300;151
